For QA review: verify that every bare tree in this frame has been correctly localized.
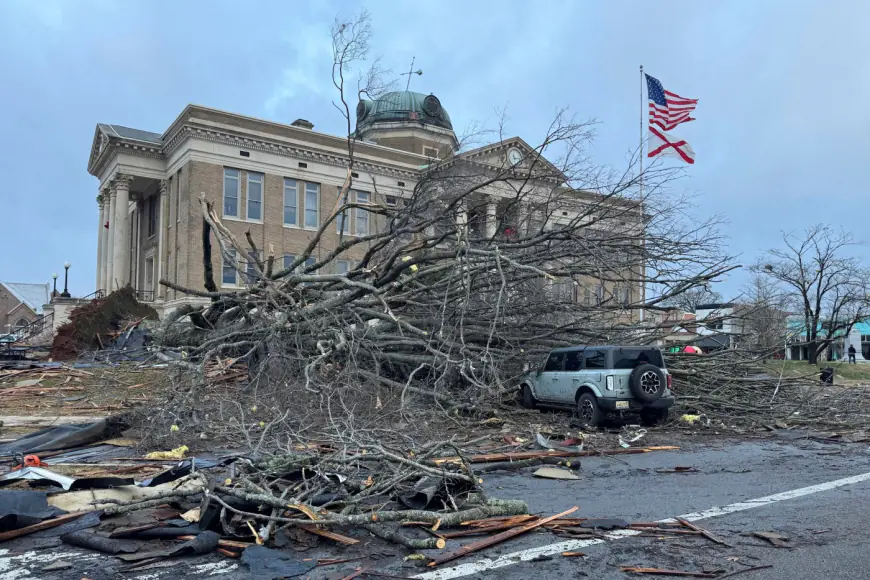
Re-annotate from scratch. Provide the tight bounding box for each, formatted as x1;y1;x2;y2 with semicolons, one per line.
739;271;790;357
158;11;736;421
754;225;870;364
660;285;722;313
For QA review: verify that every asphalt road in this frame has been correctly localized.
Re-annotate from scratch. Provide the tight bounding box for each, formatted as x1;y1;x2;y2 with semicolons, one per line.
2;433;869;579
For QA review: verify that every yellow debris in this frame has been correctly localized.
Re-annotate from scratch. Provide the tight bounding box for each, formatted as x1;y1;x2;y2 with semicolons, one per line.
144;445;189;460
680;414;701;425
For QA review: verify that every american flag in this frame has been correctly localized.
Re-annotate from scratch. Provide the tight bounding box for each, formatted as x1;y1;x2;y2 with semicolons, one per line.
646;74;697;131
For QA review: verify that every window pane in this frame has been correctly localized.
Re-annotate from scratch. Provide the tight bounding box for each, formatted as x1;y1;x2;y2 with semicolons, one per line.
356;191;369;235
247;173;262;220
222;250;237;284
612;349;664;369
284;179;297;226
337;210;349;233
223;169;239;217
304;257;316;269
565;351;582;372
584;350;606;369
245;251;260;282
283;254;295;270
336;260;349;274
544;352;564;372
304;183;319;228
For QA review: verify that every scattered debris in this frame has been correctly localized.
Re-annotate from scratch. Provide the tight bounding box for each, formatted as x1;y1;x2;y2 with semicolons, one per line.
40;560;74;572
676;518;734;547
428;507;578;567
144;445;189;460
656;466;698;474
620;567;717;578
240;545;318;578
750;531;790;548
533;467;580;480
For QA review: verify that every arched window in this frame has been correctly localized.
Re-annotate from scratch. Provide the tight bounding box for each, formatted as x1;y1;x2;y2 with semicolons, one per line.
13;318;29;331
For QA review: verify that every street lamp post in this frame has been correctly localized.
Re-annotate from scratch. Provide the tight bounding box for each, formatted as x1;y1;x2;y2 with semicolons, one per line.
52;273;58;297
61;262;71;298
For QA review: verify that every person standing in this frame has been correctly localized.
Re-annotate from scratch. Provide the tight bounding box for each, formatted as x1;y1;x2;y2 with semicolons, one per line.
848;344;857;364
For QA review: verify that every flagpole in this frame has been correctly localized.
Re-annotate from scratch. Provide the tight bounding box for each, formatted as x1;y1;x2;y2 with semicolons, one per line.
639;64;645;324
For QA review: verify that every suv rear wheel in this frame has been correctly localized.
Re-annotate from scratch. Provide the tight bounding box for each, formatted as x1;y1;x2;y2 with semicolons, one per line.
576;392;604;427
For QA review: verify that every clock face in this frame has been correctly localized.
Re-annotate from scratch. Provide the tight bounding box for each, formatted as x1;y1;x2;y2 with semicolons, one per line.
508;148;522;166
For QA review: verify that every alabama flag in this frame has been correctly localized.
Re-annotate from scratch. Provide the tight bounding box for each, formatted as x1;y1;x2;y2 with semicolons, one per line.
647;126;695;165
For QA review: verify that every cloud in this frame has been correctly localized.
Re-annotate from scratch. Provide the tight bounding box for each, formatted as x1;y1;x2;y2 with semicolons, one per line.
264;27;334;115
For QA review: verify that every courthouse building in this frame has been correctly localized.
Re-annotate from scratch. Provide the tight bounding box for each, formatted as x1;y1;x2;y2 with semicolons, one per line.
88;90;640;317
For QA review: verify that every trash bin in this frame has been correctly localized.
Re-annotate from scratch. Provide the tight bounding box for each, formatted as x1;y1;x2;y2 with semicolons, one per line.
820;367;834;385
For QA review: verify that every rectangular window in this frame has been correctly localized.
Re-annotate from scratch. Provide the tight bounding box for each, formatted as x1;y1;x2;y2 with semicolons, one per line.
584;350;606;369
247;172;263;221
385;195;397;207
544;352;565;372
565;351;582;372
594;284;604;305
144;256;154;289
223;168;239;217
304;256;316;270
356;191;370;235
283;254;296;270
336;260;349;275
222;249;237;285
304;183;319;228
147;196;158;237
245;251;260;283
337;188;350;234
283;179;297;226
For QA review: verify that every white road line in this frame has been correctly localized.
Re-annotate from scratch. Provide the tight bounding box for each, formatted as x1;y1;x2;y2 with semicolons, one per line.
415;470;870;579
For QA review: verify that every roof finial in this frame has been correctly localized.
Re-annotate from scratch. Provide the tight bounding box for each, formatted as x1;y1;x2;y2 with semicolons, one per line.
402;56;423;91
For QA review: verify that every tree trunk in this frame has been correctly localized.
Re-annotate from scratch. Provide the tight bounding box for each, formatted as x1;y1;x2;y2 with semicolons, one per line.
808;340;818;364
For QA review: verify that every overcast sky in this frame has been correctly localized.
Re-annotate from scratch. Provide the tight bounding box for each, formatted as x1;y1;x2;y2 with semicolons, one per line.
1;0;868;297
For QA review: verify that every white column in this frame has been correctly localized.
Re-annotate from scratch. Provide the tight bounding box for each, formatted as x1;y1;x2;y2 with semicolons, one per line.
485;199;497;238
99;187;110;292
111;174;133;288
95;198;104;292
455;200;467;240
156;180;167;299
517;202;528;237
106;188;116;292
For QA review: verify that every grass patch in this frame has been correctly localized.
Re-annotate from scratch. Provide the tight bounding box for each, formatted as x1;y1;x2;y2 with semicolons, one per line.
765;359;870;382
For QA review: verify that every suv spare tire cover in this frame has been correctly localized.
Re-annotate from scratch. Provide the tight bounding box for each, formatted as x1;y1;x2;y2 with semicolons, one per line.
629;364;666;402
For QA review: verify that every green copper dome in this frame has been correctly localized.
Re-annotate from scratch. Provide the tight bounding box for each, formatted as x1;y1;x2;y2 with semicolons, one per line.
356;91;453;131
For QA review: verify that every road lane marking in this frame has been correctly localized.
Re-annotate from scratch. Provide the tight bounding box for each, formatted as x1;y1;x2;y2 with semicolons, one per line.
416;469;870;579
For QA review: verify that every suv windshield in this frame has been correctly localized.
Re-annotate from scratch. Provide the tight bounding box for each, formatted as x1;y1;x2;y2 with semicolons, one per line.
612;348;665;369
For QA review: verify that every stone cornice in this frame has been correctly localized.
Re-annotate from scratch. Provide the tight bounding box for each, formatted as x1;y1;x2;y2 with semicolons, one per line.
163;123;421;180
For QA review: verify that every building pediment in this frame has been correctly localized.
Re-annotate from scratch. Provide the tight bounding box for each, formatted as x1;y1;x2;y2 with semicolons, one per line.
445;137;567;185
87;123;165;178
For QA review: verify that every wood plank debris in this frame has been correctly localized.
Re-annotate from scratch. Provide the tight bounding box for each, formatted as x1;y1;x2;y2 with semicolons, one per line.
677;518;734;547
620;567;717;578
0;511;93;542
427;506;578;567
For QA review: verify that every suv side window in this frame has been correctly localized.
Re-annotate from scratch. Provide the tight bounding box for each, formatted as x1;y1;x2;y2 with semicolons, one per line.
544;352;565;372
584;350;606;369
565;351;582;372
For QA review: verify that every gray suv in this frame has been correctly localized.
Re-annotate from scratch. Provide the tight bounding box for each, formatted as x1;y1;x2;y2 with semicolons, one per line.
519;345;675;427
